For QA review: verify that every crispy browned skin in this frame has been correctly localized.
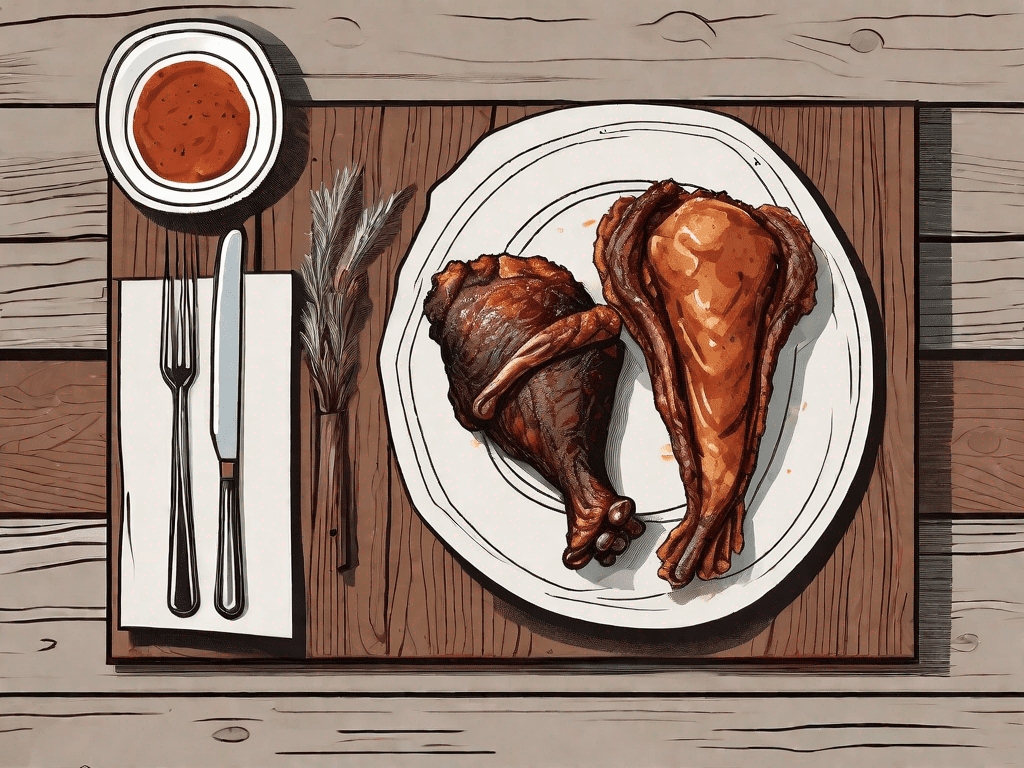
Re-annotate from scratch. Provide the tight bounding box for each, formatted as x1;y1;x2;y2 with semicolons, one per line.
424;254;645;570
594;181;817;588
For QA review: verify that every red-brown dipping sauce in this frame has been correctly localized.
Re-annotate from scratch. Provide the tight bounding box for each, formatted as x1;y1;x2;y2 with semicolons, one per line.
132;60;250;184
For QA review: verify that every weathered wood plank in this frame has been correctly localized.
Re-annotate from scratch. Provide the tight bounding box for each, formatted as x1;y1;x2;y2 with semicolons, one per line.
0;241;106;349
0;519;106;622
5;2;1024;102
0;517;1012;693
0;360;105;517
0;102;1004;271
382;105;531;659
0;102;991;271
921;240;1024;349
946;361;1024;515
0;104;1013;353
0;108;106;239
921;109;1024;238
0;104;1015;254
948;520;1024;681
300;105;390;659
0;693;1020;767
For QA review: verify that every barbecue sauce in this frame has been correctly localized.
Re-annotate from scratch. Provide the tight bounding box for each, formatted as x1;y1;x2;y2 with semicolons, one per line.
132;60;250;184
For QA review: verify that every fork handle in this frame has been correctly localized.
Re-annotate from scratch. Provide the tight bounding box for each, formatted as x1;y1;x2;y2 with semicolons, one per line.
215;461;245;619
168;386;200;618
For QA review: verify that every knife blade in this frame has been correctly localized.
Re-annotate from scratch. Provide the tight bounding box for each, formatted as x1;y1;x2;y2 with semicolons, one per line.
211;228;246;620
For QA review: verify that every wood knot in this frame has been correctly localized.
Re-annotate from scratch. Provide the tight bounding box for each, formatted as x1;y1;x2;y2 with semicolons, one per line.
850;28;883;53
952;633;979;652
966;428;1001;456
327;16;364;49
212;726;250;743
647;11;715;46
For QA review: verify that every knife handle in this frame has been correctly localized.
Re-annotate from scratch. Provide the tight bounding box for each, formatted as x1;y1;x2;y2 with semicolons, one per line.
215;461;246;620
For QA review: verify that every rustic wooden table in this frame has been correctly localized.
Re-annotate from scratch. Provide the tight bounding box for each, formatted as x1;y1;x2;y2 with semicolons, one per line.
107;104;915;662
2;3;1024;765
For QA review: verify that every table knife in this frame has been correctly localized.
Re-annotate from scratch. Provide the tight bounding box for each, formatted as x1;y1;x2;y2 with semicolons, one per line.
211;228;246;620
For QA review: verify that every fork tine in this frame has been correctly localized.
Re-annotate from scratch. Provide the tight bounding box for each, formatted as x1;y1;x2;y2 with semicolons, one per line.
164;233;171;279
172;234;181;367
161;234;171;368
187;235;198;355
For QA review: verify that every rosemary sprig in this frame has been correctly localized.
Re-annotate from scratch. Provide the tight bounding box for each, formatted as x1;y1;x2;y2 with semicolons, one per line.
298;167;415;413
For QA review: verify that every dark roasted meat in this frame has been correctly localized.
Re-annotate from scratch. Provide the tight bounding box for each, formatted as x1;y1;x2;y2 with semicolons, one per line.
594;182;817;588
424;254;645;569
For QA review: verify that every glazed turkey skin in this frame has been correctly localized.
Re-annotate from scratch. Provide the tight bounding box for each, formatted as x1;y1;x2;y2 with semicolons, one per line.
423;254;646;570
594;181;817;588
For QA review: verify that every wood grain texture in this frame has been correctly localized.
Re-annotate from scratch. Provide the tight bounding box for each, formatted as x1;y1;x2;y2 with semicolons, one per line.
676;106;915;659
0;241;106;348
921;240;1024;349
920;109;1024;238
0;108;106;239
107;105;915;660
2;693;1022;767
945;361;1024;515
15;360;1013;619
0;517;986;692
0;105;1008;350
20;514;1024;693
384;105;566;660
0;361;105;517
0;103;990;280
301;105;391;659
0;519;105;621
919;359;954;521
6;2;1024;102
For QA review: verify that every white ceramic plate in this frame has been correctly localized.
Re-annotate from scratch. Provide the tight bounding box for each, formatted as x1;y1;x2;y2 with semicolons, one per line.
380;105;878;630
97;20;283;213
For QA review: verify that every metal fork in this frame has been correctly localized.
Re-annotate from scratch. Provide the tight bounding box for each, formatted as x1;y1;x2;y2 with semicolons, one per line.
161;234;201;618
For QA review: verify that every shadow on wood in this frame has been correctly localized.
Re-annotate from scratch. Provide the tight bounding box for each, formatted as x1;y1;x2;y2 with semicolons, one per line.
918;360;955;675
920;108;953;350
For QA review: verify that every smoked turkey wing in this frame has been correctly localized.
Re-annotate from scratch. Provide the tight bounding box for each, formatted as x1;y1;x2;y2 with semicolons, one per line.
594;181;817;588
423;254;645;570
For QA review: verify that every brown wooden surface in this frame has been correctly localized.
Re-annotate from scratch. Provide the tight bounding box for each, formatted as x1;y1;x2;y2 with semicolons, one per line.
947;361;1024;515
107;104;914;661
0;360;105;517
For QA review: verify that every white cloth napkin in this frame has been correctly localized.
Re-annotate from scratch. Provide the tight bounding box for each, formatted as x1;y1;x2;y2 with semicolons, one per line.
118;275;294;638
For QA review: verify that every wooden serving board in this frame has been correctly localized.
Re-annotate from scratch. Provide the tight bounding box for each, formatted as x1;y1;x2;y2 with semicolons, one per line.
108;104;915;662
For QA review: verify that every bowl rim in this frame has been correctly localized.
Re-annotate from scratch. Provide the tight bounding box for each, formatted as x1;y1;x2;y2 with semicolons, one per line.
97;19;284;214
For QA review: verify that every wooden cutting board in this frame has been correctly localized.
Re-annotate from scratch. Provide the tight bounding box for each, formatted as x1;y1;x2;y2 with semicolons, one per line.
109;104;915;662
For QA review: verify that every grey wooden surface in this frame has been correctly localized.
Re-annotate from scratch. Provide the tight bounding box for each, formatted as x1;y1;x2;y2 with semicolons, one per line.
2;694;1022;767
4;1;1024;102
3;2;1024;765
